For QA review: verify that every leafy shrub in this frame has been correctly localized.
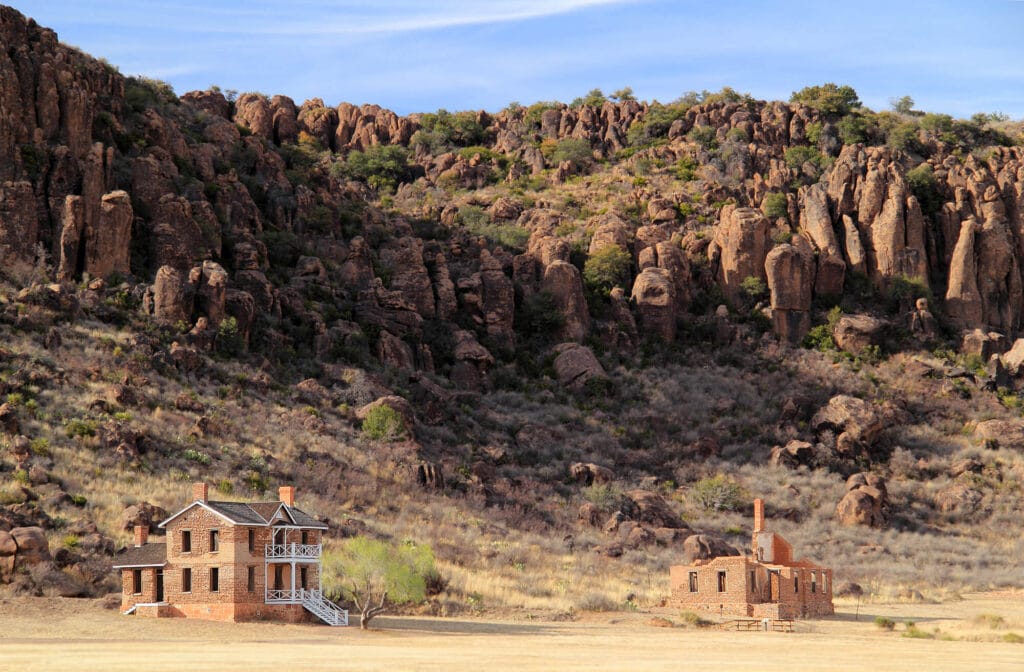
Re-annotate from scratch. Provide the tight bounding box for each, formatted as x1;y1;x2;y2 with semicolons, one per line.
544;138;593;169
804;306;842;351
874;616;896;631
627;101;691;146
515;291;564;343
414;109;489;151
216;316;243;357
690;475;745;512
837;112;873;145
1003;632;1024;644
680;610;714;627
582;483;618;509
457;205;530;252
333;145;410;192
673;156;698;181
740;275;768;303
584;245;632;297
570;88;607;108
65;418;97;438
784;145;825;169
689;125;718;150
905;163;942;217
361;404;407;441
790;83;860;115
762;192;789;221
183;448;211;465
324;536;438;629
887;122;922;153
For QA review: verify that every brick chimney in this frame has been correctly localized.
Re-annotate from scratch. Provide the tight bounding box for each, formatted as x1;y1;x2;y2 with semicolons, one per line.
193;482;208;503
278;485;295;507
753;498;765;533
134;524;148;547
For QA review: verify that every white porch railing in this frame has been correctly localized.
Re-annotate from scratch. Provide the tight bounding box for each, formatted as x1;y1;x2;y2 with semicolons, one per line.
264;588;349;625
265;543;321;560
265;588;304;603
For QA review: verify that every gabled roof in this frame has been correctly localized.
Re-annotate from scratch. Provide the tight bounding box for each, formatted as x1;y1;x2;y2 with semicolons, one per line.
111;542;167;569
158;499;328;530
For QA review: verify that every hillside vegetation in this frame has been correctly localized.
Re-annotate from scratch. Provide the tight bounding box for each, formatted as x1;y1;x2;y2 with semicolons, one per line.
0;5;1022;611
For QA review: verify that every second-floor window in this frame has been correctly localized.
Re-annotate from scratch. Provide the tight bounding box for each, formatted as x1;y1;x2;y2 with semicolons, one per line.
210;530;219;553
181;530;191;553
248;529;255;553
301;530;309;545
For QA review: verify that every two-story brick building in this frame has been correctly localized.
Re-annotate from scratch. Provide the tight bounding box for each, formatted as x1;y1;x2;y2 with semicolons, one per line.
669;499;834;619
111;483;347;625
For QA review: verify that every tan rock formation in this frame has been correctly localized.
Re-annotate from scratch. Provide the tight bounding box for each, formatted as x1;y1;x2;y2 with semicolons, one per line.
542;260;590;342
631;267;676;342
710;205;770;306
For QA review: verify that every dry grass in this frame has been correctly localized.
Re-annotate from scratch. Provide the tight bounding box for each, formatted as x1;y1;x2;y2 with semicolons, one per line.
2;593;1024;671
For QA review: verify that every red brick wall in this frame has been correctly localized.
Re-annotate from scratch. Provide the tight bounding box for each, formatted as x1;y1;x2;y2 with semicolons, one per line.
669;558;834;619
120;567;160;611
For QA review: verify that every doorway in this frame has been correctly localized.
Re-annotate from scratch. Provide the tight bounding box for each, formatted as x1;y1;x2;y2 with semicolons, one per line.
156;570;164;602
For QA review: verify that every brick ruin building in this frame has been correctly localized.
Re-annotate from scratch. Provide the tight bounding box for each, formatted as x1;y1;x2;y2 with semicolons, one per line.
669;499;834;619
111;483;347;625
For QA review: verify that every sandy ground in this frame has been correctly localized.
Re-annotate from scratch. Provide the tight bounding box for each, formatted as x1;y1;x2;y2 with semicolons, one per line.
1;593;1023;671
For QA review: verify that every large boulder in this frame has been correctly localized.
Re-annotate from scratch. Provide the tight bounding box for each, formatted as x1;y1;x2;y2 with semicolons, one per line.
812;394;886;449
623;490;684;529
835;473;888;527
10;526;51;567
974;419;1024;450
631;267;676;342
834;314;887;353
681;534;740;563
542;261;590;342
553;343;607;392
934;483;984;515
569;462;614;486
765;239;814;343
121;502;169;532
710;205;770;306
86;190;133;280
769;440;815;469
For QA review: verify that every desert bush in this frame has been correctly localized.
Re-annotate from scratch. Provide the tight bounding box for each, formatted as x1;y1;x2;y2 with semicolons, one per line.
333;145;410;192
875;616;896;630
680;610;714;627
762;192;788;221
905;163;942;217
790;83;860;116
324;536;438;629
690;475;745;512
361;404;407;441
583;245;632;297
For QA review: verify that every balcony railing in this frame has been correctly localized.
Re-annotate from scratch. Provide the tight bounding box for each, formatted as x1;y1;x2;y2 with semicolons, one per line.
265;588;319;604
265;543;321;560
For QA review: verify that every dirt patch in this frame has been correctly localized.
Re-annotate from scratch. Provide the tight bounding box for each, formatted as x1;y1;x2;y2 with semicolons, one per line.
1;593;1022;671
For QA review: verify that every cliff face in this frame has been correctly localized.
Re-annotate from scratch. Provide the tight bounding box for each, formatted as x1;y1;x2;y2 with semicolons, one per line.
2;4;1024;379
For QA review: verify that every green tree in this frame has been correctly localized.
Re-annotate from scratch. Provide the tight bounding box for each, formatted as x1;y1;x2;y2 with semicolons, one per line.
361;404;408;441
790;83;860;116
216;316;243;357
906;163;942;217
762;192;789;221
610;87;636;102
890;95;915;115
334;145;410;192
324;537;438;629
583;245;633;297
571;88;607;108
550;138;594;169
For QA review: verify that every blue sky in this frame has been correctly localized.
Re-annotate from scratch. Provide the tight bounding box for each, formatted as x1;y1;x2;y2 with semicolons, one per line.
8;1;1024;118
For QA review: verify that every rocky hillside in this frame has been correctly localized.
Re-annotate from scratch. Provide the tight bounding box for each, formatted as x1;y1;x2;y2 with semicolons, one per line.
1;5;1022;607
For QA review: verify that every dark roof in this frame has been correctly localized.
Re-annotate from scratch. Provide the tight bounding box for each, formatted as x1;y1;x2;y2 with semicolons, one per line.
167;500;328;529
111;542;166;568
206;501;270;526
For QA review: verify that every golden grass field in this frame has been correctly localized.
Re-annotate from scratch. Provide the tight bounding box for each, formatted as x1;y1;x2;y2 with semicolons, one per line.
1;592;1022;671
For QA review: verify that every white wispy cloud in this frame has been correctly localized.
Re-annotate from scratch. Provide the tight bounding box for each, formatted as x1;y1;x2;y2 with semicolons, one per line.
14;0;641;36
